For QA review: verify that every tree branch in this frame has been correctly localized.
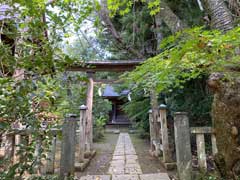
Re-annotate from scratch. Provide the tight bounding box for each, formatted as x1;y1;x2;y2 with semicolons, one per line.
98;3;144;59
157;1;187;34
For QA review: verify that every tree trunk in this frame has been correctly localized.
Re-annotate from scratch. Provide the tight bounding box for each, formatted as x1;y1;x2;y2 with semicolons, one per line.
204;0;233;32
205;0;240;178
208;73;240;179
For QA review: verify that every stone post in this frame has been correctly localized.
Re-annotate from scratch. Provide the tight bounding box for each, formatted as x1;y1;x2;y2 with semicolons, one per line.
34;136;42;174
13;134;21;164
3;133;14;160
46;135;57;174
79;105;87;162
150;90;162;156
86;72;94;152
149;110;154;152
196;133;207;169
211;134;218;155
174;112;192;180
159;104;172;163
60;114;77;179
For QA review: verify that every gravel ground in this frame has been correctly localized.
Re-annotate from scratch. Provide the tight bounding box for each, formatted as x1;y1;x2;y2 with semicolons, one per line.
76;133;119;177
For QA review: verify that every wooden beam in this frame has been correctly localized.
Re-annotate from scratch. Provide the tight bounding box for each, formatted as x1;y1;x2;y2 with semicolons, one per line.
67;60;144;72
93;79;120;84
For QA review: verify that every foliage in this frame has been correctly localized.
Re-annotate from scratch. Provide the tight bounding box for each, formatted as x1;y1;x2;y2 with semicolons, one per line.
193;170;220;180
0;0;94;178
118;5;155;57
96;2;157;59
93;115;107;142
107;0;161;17
165;77;213;126
55;72;88;115
93;86;112;121
122;90;150;127
28;175;60;180
92;87;111;141
167;0;203;26
124;26;240;93
120;26;240;132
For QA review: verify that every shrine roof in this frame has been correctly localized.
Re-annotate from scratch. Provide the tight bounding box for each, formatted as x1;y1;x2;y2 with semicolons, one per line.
102;85;130;98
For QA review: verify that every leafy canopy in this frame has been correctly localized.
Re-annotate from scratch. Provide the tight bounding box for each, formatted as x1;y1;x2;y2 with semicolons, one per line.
123;27;240;93
107;0;161;16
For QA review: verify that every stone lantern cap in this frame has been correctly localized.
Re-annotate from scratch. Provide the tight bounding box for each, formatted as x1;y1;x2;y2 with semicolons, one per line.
79;105;87;110
159;104;167;109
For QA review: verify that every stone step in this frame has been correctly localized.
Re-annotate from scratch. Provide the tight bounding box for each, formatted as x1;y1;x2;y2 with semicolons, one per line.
79;173;170;180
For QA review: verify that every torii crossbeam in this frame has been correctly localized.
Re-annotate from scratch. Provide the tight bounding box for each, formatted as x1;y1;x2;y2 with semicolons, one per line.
67;60;144;72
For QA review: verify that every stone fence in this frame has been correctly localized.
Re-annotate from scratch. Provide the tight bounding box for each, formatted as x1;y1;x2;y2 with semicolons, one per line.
148;105;218;180
0;105;94;179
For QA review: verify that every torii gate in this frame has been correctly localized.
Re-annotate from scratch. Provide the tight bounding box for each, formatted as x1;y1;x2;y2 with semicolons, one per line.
67;60;143;152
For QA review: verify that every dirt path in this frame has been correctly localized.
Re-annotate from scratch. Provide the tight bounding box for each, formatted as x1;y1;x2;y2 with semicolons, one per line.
77;133;119;177
129;134;167;174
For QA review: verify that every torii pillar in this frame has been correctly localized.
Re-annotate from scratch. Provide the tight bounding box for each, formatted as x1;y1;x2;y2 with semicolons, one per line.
86;71;95;152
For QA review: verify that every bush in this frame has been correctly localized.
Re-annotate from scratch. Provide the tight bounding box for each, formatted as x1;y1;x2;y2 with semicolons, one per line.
93;116;107;142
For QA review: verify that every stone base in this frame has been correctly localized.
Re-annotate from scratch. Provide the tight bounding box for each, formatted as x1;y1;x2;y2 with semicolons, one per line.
163;162;176;170
114;130;120;134
75;150;96;172
75;159;90;171
148;150;161;157
84;150;96;159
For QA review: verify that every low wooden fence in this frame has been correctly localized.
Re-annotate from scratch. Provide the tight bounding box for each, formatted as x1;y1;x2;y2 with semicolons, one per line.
148;105;218;180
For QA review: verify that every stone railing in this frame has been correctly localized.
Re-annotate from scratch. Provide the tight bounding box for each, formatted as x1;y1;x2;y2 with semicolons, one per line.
148;107;218;180
190;127;217;169
174;112;218;180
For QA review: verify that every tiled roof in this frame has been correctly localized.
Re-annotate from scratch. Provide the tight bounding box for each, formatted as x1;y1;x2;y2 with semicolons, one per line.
102;85;129;97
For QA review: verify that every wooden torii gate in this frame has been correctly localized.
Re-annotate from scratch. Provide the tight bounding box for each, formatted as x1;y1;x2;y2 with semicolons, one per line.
67;60;143;152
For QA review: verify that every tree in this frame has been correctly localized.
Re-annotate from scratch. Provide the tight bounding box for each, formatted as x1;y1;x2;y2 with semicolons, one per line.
204;0;240;178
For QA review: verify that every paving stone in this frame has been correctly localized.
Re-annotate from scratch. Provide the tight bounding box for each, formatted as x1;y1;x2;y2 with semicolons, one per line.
139;173;170;180
80;175;111;180
125;151;136;155
113;153;124;155
125;163;141;168
112;158;125;162
126;155;138;160
125;167;142;174
112;156;125;160
126;159;138;164
112;175;139;180
108;166;125;174
109;133;142;176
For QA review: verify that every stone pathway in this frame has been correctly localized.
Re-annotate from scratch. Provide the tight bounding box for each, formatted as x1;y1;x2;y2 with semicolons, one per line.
108;133;142;175
80;133;170;180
